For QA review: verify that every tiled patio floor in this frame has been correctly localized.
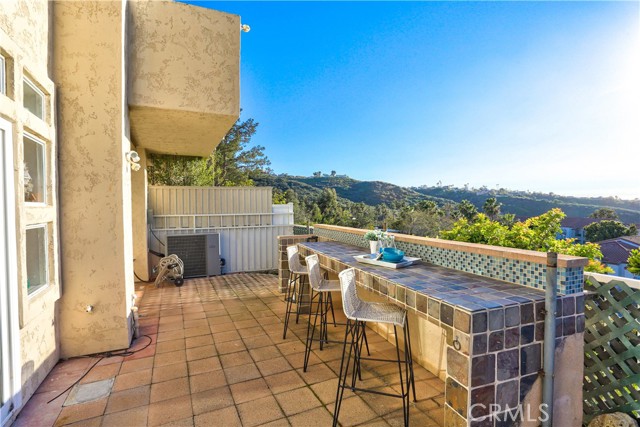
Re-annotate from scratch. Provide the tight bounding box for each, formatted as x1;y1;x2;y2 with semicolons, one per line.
13;273;445;427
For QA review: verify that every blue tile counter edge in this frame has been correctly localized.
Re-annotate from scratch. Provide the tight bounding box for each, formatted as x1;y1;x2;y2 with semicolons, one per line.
313;226;584;295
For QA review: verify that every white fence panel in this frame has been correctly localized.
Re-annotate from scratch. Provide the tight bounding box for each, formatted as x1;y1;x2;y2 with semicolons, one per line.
148;184;293;273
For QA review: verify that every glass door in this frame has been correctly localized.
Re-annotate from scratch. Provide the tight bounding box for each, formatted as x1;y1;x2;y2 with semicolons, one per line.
0;117;21;426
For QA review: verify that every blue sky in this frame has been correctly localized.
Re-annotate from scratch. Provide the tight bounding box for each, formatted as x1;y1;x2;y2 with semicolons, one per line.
184;1;639;199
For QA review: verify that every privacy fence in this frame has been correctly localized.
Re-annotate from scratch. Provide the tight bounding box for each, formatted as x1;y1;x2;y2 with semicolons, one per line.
583;273;640;423
148;186;293;273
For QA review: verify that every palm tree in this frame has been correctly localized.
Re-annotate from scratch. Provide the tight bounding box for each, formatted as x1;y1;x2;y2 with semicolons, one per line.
483;197;501;221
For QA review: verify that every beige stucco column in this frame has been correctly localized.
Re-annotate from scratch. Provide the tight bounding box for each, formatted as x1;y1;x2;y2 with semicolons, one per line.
55;0;135;358
131;147;149;281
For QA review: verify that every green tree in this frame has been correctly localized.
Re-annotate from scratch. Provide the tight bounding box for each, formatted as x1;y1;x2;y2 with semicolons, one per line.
213;117;269;186
456;200;478;221
147;154;213;186
147;115;269;187
627;249;640;275
440;208;611;273
584;220;637;242
330;170;337;177
589;208;619;220
483;197;501;221
272;188;286;204
499;213;517;228
317;188;342;224
313;171;322;177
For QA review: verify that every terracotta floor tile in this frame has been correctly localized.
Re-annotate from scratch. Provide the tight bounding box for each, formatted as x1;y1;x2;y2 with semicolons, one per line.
79;363;120;384
19;275;446;427
224;364;262;385
156;338;187;354
288;406;334;427
216;339;247;355
101;406;148;427
243;335;274;350
154;349;187;367
157;329;186;343
57;416;103;427
185;334;213;349
213;330;241;344
105;384;150;414
256;357;293;377
148;395;193;426
310;378;339;405
119;356;154;374
13;390;69;427
230;378;272;404
188;356;222;375
209;322;236;333
54;397;107;427
238;326;265;339
219;351;253;369
191;385;234;415
184;319;209;329
184;326;211;338
194;406;241;427
190;370;227;393
111;369;152;392
125;343;157;361
152;361;188;383
234;319;260;330
328;396;378;426
237;395;284;427
274;386;322;416
54;358;97;374
186;344;216;362
249;346;281;362
150;377;190;403
264;371;306;394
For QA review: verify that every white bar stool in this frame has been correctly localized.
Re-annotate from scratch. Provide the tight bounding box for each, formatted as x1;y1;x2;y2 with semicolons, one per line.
333;268;416;427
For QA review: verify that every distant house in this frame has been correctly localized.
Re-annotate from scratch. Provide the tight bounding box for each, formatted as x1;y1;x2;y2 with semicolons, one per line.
597;236;640;279
559;217;602;243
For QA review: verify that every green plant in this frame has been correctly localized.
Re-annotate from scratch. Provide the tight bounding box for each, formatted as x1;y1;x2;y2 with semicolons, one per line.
363;230;382;241
628;249;640;275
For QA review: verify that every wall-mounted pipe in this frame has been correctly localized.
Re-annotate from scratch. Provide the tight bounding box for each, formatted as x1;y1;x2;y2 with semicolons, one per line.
542;252;558;427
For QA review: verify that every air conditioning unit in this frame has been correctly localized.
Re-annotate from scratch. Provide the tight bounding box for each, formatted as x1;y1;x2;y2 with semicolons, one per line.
165;233;221;278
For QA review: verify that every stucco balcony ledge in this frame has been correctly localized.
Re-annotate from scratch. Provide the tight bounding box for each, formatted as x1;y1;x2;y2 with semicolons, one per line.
127;0;240;157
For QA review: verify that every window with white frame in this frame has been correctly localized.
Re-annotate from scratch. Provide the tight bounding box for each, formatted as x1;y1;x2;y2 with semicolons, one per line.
26;225;48;295
24;134;46;203
23;77;44;119
0;54;5;95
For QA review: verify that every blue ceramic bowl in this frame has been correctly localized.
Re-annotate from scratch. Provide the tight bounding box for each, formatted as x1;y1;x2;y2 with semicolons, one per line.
381;248;405;263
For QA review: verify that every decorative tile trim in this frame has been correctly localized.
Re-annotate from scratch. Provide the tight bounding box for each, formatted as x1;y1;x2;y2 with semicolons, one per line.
313;227;584;295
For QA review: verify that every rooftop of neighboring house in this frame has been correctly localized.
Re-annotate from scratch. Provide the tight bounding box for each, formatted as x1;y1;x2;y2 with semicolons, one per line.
561;217;603;229
597;236;640;265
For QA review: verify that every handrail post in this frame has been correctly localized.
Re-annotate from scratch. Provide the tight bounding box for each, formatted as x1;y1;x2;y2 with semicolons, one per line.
542;252;557;427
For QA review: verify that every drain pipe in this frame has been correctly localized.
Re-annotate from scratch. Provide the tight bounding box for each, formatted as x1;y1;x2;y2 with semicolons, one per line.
542;252;558;427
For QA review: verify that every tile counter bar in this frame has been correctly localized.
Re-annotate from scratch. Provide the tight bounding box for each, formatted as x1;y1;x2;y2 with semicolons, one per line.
296;240;585;427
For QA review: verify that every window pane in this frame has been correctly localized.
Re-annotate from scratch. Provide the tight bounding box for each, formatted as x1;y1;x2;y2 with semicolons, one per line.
23;79;44;119
24;136;45;203
26;226;47;294
0;55;5;95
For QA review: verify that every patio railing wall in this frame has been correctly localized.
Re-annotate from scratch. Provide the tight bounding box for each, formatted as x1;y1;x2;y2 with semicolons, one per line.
583;273;640;423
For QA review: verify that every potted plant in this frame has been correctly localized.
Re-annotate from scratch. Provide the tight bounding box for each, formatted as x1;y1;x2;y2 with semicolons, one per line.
363;229;385;254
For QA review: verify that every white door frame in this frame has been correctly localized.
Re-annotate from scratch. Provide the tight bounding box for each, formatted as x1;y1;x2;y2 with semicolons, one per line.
0;117;22;426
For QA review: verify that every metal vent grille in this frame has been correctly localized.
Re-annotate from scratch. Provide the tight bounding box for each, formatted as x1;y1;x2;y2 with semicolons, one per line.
166;234;208;278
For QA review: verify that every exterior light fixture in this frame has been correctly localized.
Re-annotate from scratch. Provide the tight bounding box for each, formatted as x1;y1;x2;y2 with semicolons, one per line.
126;151;141;171
241;24;250;33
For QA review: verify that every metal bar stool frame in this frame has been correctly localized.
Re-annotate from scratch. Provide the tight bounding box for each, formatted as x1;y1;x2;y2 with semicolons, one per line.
333;268;417;427
283;245;309;339
303;255;370;372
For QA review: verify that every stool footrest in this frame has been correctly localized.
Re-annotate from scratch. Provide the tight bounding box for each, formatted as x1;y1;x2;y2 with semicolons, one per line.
343;386;410;400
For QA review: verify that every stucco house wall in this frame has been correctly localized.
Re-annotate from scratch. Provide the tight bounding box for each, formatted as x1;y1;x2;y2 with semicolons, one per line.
0;0;240;422
0;0;61;411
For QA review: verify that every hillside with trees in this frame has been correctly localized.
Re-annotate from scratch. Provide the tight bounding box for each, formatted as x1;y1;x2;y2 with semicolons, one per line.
412;185;640;223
